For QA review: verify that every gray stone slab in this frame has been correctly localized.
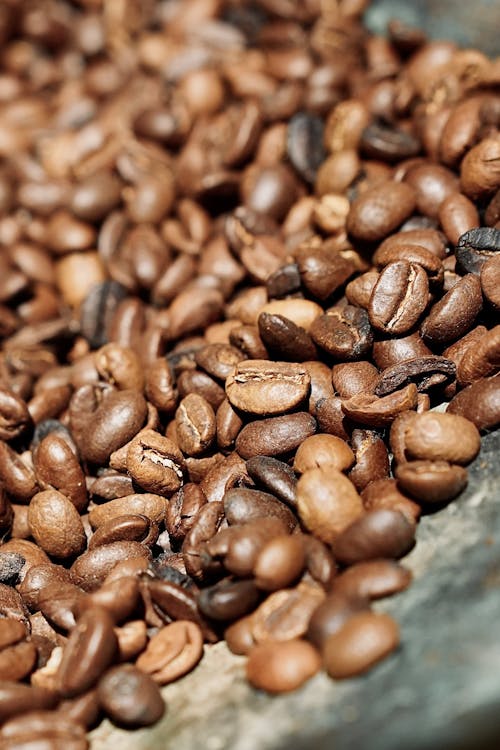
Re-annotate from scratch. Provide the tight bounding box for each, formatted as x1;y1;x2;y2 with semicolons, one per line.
90;429;500;750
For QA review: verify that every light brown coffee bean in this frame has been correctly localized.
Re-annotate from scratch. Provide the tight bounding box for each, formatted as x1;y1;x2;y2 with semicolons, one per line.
127;430;185;495
332;560;412;601
293;434;354;474
447;375;500;431
253;535;305;591
347;180;416;242
246;639;321;693
70;542;151;592
226;360;310;415
395;460;468;503
97;664;165;727
323;611;399;678
404;412;481;465
88;493;167;529
175;394;216;456
369;261;429;335
297;468;364;543
136;620;203;685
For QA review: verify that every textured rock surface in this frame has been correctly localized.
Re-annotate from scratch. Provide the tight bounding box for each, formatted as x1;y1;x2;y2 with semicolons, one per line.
91;430;500;750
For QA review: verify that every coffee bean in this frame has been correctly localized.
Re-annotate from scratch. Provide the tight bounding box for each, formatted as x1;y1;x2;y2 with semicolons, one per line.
57;607;118;698
405;412;481;465
33;434;87;512
457;325;500;386
361;121;421;163
293;434;354;474
226;360;310;415
461;136;500;202
223;488;297;532
97;664;165;727
127;430;185;495
235;412;316;459
0;683;58;724
88;514;156;550
396;460;468;503
245;456;297;508
310;306;373;360
28;490;86;559
361;479;421;524
349;429;390;492
197;579;259;622
347;180;416;242
287;112;326;184
253;535;305;591
369;261;429;335
136;620;203;684
306;593;369;650
70;542;151;592
258;313;317;362
481;255;500;311
332;509;416;565
455;227;500;275
166;483;207;544
175;394;216;456
447;375;500;431
88;493;167;529
323;611;400;678
332;560;412;601
0;388;32;441
0;442;38;502
332;362;379;400
404;163;458;219
374;356;456;396
341;384;418;427
297;468;364;543
246;639;321;693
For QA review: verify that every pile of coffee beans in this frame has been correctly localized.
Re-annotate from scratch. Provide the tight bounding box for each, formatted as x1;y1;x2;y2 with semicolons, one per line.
0;0;499;745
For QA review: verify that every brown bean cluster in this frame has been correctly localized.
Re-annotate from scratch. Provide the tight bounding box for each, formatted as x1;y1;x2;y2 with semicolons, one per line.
0;0;499;746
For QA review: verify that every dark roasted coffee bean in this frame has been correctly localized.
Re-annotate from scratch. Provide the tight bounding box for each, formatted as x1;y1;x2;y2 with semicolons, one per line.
457;326;500;387
421;274;483;346
287;112;326;184
361;121;421;163
198;579;259;622
310;306;373;360
306;592;369;650
341;385;418;427
88;515;156;550
97;663;165;727
266;263;301;299
70;542;151;592
166;484;207;544
258;313;317;362
455;227;500;275
374;356;456;396
347;180;416;242
245;456;297;508
0;442;38;502
349;429;390;492
80;281;128;349
481;255;500;311
0;388;32;442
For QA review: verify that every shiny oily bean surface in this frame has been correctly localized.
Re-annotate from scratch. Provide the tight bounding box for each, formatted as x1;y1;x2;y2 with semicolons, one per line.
28;490;86;559
136;620;203;685
246;639;321;694
368;261;429;335
236;412;316;459
97;664;165;728
324;612;400;679
332;510;416;565
347;181;416;242
332;560;412;601
226;360;310;415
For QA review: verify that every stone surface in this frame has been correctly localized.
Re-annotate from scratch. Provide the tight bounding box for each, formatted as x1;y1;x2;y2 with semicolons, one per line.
91;429;500;750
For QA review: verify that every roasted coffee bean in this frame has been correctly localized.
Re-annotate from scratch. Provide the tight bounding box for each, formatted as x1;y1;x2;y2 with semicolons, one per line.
372;242;444;286
197;579;259;622
306;593;369;650
236;412;316;459
70;542;151;592
332;509;415;565
396;460;468;504
295;244;357;302
0;442;38;502
88;494;167;529
332;362;379;400
246;639;321;693
332;560;412;601
0;683;58;724
447;375;500;431
455;227;500;275
208;518;289;578
253;535;305;591
28;490;86;559
310;307;373;360
226;360;310;416
33;433;87;512
0;388;32;442
69;386;147;465
224;615;256;656
175;394;216;456
297;468;364;544
404;412;481;465
223;488;297;532
361;478;421;524
195;344;245;381
97;664;165;727
245;456;297;508
374;356;456;396
421;274;483;346
182;502;225;581
38;581;86;632
251;582;325;643
324;612;400;679
136;620;203;684
457;326;500;387
258;313;317;362
88;514;156;550
294;434;354;474
127;430;184;495
361;121;421;163
341;385;418;427
166;484;207;544
369;261;429;335
57;607;118;698
287;112;326;184
349;429;390;492
266;263;301;299
372;332;433;371
481;255;500;311
0;552;24;586
347;181;416;242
